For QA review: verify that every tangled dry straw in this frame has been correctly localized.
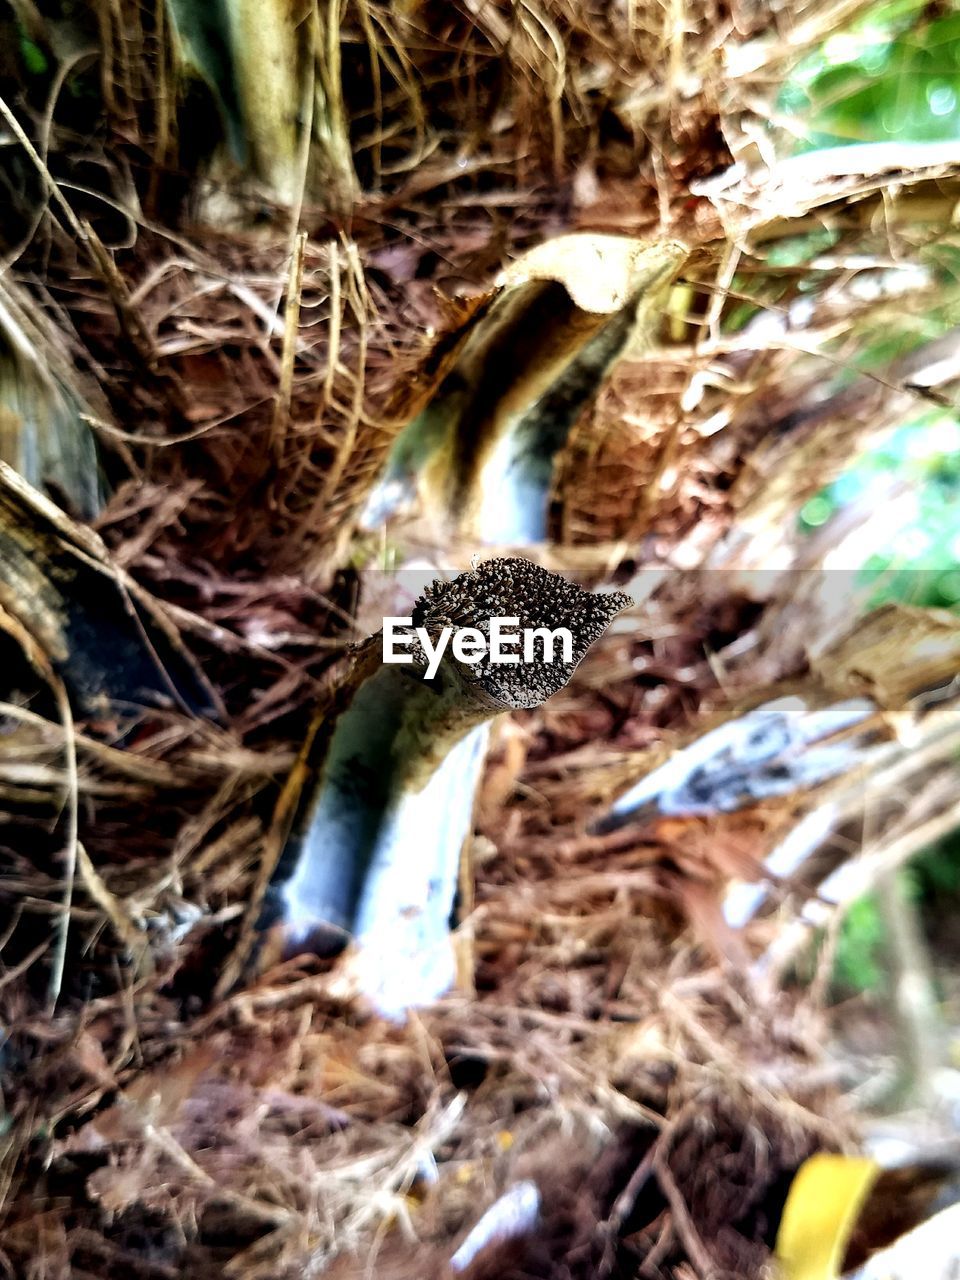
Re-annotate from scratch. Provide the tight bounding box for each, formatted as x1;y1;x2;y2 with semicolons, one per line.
1;0;960;1276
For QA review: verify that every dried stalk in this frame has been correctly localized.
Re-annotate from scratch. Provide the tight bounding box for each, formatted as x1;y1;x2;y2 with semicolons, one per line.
166;0;357;220
265;558;630;1017
362;235;689;545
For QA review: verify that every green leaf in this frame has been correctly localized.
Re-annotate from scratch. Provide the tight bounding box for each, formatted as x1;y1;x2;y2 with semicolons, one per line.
19;37;48;76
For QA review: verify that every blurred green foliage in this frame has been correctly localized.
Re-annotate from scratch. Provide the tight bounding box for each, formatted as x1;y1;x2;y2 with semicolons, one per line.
18;36;48;77
833;894;887;992
829;828;960;996
785;0;960;611
779;2;960;995
782;1;960;148
799;411;960;610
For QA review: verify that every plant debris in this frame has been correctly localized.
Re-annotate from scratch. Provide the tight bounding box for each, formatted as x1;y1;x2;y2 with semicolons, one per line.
1;2;959;1278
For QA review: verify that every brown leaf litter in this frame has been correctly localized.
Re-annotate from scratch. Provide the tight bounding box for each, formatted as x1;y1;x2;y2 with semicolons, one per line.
3;2;960;1277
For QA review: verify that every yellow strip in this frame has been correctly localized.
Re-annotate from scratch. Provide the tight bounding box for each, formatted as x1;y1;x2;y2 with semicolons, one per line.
775;1153;880;1280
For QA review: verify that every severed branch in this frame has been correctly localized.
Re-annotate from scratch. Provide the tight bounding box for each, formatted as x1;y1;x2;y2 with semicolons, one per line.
361;235;688;546
262;557;630;1019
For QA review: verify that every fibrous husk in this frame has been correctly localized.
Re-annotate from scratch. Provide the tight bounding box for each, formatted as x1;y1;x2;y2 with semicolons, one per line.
2;3;960;1279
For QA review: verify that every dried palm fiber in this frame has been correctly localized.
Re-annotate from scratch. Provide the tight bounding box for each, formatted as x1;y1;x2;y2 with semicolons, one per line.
12;172;951;584
0;554;865;1280
493;579;960;971
0;518;877;1274
15;194;951;582
0;537;841;1280
11;910;844;1280
6;2;955;585
556;151;960;551
0;333;945;1261
0;224;473;584
0;3;959;1280
0;463;309;1013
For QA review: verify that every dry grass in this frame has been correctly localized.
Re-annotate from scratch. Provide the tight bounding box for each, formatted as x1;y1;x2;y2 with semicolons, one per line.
1;0;959;1277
